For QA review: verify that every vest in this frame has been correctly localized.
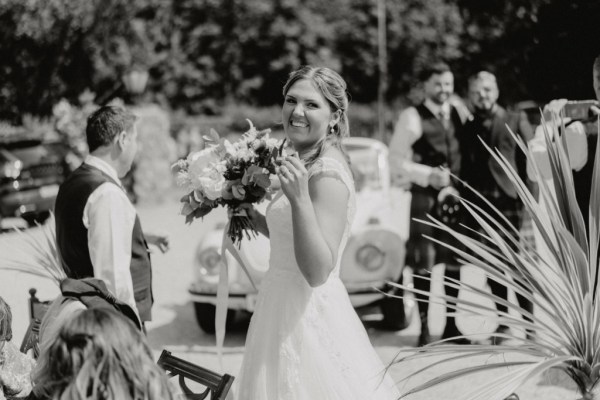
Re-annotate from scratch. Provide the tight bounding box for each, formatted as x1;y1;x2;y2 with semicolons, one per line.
54;163;153;321
413;103;462;178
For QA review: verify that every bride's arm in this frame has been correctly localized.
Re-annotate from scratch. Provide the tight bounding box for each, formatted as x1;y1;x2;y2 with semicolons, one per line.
280;157;348;287
248;208;269;238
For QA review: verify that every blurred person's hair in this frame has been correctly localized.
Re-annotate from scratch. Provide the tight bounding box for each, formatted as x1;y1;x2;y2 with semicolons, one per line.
0;296;12;342
282;65;351;168
468;71;498;88
418;62;452;82
32;308;174;400
86;106;137;153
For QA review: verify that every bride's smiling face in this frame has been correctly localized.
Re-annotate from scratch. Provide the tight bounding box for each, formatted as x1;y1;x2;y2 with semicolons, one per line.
282;79;337;154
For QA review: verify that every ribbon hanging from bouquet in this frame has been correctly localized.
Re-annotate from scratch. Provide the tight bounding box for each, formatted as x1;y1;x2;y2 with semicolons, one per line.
215;219;257;371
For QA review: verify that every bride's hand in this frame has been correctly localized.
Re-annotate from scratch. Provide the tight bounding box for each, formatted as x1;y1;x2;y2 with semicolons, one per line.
276;156;309;204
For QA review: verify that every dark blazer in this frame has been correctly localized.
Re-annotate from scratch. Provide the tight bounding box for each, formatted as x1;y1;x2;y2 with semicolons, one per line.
461;105;534;198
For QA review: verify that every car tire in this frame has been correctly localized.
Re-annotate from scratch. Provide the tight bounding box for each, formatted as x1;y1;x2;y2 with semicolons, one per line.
193;302;236;334
23;211;50;227
379;290;415;331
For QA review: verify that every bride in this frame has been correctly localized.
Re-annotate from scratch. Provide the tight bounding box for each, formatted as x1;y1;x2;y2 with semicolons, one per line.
232;66;400;399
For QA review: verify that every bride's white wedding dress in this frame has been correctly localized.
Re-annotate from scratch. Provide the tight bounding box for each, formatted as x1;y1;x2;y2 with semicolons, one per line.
234;157;400;400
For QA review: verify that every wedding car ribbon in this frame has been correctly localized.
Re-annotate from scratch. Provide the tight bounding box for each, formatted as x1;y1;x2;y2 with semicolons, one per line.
215;220;258;370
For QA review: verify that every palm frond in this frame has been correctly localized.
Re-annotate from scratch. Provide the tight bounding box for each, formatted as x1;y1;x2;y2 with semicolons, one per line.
390;116;600;399
0;212;65;285
399;361;536;399
462;356;579;400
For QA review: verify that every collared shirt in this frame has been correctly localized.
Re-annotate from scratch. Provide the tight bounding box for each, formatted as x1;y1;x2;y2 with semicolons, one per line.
388;99;452;188
82;155;138;315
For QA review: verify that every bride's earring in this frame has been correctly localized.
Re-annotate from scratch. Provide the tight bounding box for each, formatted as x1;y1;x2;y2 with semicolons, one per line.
329;124;335;135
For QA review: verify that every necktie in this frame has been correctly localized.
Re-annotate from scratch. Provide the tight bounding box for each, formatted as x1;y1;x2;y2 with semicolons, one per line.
439;109;450;130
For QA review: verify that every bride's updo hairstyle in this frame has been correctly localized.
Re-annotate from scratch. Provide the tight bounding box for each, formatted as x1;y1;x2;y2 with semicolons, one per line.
282;66;350;168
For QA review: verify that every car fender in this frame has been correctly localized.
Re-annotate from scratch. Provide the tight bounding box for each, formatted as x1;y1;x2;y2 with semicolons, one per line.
340;226;405;290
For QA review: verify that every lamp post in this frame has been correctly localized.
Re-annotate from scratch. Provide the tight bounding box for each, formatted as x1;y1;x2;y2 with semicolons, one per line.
377;0;387;142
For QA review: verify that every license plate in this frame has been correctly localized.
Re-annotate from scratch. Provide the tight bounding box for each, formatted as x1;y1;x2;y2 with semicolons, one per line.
40;184;59;198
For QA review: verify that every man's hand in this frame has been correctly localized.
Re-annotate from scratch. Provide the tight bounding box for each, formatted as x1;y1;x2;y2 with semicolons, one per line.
428;168;450;190
145;231;170;253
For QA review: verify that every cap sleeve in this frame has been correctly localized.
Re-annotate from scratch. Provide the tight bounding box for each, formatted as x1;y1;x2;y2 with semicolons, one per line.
308;157;355;194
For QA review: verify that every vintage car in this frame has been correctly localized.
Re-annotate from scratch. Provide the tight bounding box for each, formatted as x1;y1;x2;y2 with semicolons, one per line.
0;135;73;227
189;137;413;333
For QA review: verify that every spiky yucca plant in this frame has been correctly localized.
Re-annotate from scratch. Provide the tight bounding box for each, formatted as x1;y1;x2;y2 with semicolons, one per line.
390;116;600;400
0;213;66;285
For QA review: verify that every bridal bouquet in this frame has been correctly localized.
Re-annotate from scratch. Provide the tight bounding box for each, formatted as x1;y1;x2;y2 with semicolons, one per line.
173;120;285;245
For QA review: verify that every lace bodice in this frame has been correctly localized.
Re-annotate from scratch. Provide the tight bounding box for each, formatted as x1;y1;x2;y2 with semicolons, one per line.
265;157;356;280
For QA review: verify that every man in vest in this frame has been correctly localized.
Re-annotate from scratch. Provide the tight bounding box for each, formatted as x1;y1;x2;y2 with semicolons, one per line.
460;71;535;344
54;105;170;326
389;62;470;346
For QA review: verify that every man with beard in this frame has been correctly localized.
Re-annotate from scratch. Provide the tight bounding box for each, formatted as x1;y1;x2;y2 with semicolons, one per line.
460;71;535;344
388;62;470;346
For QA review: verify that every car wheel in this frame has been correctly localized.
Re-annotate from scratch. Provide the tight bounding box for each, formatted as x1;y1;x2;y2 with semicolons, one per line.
23;211;50;227
193;303;236;334
379;289;415;331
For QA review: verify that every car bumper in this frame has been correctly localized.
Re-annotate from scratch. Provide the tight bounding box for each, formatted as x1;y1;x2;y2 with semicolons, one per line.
0;184;59;217
189;286;387;312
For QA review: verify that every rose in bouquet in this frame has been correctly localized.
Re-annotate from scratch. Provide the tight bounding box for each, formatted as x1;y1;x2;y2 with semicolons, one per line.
173;120;285;245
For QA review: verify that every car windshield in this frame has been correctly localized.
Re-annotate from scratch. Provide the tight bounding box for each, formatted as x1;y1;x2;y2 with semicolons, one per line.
345;146;382;192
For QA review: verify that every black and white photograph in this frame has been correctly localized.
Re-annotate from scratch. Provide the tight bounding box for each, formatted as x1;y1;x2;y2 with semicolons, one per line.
1;1;600;399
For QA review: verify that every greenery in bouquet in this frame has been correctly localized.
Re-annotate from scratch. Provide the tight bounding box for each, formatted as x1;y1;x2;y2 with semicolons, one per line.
173;120;285;245
390;115;600;400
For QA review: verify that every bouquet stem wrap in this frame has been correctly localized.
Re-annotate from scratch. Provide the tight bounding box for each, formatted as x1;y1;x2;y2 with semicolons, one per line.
228;208;258;246
215;220;257;370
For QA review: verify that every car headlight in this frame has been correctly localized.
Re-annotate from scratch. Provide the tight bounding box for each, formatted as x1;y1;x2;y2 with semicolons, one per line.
196;248;222;276
355;244;386;271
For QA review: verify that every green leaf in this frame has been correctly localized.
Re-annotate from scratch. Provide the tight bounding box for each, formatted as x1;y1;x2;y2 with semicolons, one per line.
202;128;220;143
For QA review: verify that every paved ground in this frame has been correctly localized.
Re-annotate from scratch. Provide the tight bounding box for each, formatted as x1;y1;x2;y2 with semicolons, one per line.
0;194;583;399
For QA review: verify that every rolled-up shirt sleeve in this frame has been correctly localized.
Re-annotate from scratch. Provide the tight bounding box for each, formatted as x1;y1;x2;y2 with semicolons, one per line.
389;106;433;188
83;183;138;314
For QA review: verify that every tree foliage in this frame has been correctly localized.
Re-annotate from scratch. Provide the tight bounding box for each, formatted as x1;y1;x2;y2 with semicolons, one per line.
0;0;598;120
0;0;160;121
